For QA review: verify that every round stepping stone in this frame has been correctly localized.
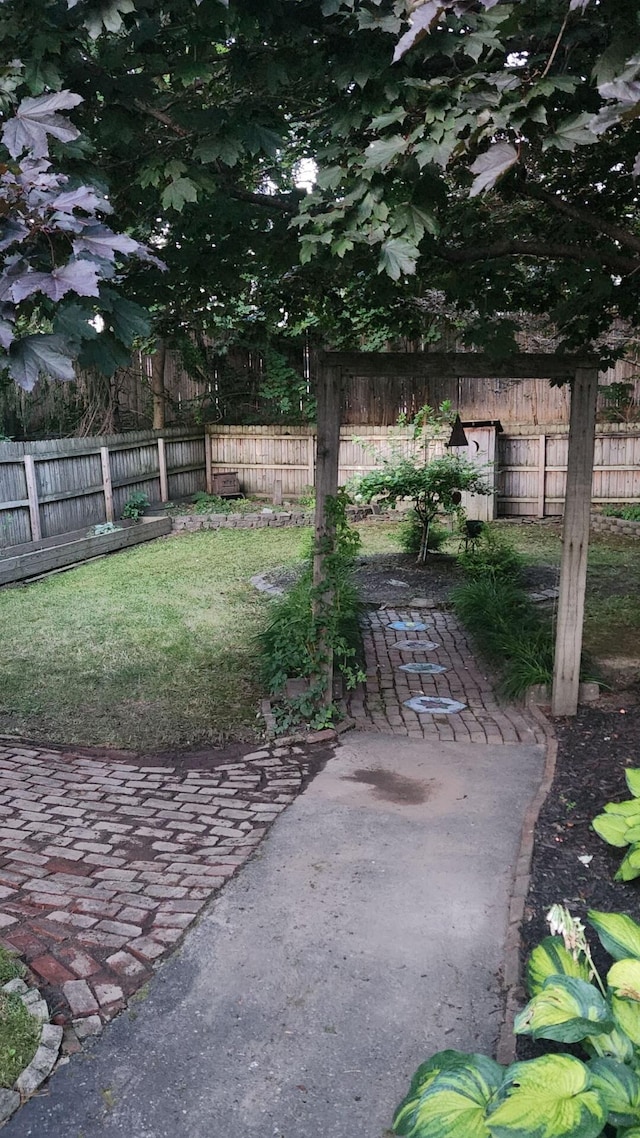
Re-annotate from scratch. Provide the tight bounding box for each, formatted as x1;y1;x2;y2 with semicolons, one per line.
388;620;428;632
404;696;467;715
399;663;447;675
393;640;440;652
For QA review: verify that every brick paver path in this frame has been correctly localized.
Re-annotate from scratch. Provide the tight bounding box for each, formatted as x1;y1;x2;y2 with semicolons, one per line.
348;608;545;744
0;742;314;1043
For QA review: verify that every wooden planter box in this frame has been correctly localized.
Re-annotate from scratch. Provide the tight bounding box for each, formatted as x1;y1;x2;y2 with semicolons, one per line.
0;516;172;586
210;471;240;497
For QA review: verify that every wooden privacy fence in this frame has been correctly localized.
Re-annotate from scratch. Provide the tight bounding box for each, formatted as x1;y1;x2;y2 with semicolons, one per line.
500;427;640;515
0;427;205;548
208;424;640;516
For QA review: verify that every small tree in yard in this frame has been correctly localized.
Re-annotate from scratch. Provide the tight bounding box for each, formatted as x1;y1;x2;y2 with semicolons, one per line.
353;453;490;562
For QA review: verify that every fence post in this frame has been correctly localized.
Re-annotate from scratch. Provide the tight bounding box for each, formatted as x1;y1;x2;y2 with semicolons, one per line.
308;433;315;488
100;446;114;522
205;432;213;494
157;437;169;502
23;455;41;542
537;434;546;518
551;367;599;717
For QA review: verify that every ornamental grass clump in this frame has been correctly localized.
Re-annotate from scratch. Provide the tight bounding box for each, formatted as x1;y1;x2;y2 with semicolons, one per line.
392;906;640;1138
452;527;555;699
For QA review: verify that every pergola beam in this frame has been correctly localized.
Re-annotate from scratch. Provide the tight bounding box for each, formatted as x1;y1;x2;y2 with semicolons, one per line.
326;351;598;381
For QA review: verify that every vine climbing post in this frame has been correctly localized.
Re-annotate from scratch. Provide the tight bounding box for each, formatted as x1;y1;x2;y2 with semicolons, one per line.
551;366;600;717
312;356;342;706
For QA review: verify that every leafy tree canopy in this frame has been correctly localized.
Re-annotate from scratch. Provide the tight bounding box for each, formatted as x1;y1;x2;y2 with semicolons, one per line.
298;0;640;355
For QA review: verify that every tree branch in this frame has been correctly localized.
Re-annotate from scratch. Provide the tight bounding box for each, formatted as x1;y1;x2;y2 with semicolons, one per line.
436;239;639;276
520;184;640;257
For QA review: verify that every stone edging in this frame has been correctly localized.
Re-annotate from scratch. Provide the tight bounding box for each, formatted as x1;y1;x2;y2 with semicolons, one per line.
591;513;640;537
0;979;62;1125
170;504;380;534
495;701;558;1065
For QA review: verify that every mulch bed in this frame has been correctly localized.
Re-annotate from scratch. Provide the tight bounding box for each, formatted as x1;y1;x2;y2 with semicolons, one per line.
517;688;640;1059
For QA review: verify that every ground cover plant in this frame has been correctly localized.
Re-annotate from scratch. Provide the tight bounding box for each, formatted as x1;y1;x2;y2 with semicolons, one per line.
602;507;640;523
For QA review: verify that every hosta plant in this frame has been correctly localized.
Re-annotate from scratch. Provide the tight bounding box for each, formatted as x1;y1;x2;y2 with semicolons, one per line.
392;906;640;1138
592;770;640;881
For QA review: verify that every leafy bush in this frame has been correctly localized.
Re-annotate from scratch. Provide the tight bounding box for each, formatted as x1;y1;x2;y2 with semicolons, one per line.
121;491;149;521
593;768;640;881
192;491;232;514
397;510;448;555
457;525;524;582
352;452;490;562
392;905;640;1138
603;505;640;522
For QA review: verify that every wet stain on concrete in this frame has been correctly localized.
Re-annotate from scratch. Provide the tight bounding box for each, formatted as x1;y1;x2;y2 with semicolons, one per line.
343;768;436;805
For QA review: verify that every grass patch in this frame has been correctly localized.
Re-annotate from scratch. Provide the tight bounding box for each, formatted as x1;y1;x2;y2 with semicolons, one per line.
0;528;311;750
0;993;40;1088
0;523;399;751
0;950;24;988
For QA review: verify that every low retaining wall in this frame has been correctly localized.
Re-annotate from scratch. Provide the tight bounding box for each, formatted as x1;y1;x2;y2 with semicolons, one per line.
591;513;640;537
170;505;382;533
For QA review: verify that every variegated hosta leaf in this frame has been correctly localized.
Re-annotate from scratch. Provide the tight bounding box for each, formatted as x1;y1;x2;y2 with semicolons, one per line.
592;811;633;848
486;1055;607;1138
608;959;640;1001
526;937;592;998
589;911;640;962
392;1051;503;1138
616;846;640;883
583;1024;635;1065
514;976;613;1044
587;1057;640;1127
627;770;640;798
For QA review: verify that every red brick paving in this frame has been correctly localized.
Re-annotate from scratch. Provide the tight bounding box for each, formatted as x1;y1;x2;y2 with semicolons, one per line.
0;743;309;1034
348;609;545;744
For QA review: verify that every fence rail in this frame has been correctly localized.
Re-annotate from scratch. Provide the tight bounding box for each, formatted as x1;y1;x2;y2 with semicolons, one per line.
0;427;205;549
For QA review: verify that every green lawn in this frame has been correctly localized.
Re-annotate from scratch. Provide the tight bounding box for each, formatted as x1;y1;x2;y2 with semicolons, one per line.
0;523;398;752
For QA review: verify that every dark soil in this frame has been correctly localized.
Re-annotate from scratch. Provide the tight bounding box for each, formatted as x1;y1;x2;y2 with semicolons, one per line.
517;691;640;1059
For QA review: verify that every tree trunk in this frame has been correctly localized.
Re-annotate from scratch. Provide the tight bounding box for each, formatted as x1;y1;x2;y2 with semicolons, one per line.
151;342;167;430
312;358;342;707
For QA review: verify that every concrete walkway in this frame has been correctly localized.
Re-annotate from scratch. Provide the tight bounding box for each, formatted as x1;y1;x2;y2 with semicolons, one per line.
5;731;545;1138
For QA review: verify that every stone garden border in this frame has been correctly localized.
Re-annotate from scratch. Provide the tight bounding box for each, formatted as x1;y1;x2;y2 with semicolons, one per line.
169;504;380;533
0;979;62;1125
591;512;640;537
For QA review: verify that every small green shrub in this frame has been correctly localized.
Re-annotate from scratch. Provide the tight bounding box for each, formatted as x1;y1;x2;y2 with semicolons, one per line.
192;491;231;514
121;491;149;521
603;505;640;522
297;486;316;511
457;525;523;581
397;510;448;555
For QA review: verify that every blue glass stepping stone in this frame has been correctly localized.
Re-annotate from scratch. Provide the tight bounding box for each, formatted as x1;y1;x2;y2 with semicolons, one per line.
393;640;439;652
388;620;428;632
404;696;467;715
399;663;447;675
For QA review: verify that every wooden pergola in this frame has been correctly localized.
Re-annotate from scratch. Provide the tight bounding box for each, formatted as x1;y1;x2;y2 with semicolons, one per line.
312;350;600;718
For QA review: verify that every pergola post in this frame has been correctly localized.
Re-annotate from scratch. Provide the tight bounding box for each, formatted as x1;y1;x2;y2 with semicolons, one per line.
312;358;342;706
551;366;599;717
